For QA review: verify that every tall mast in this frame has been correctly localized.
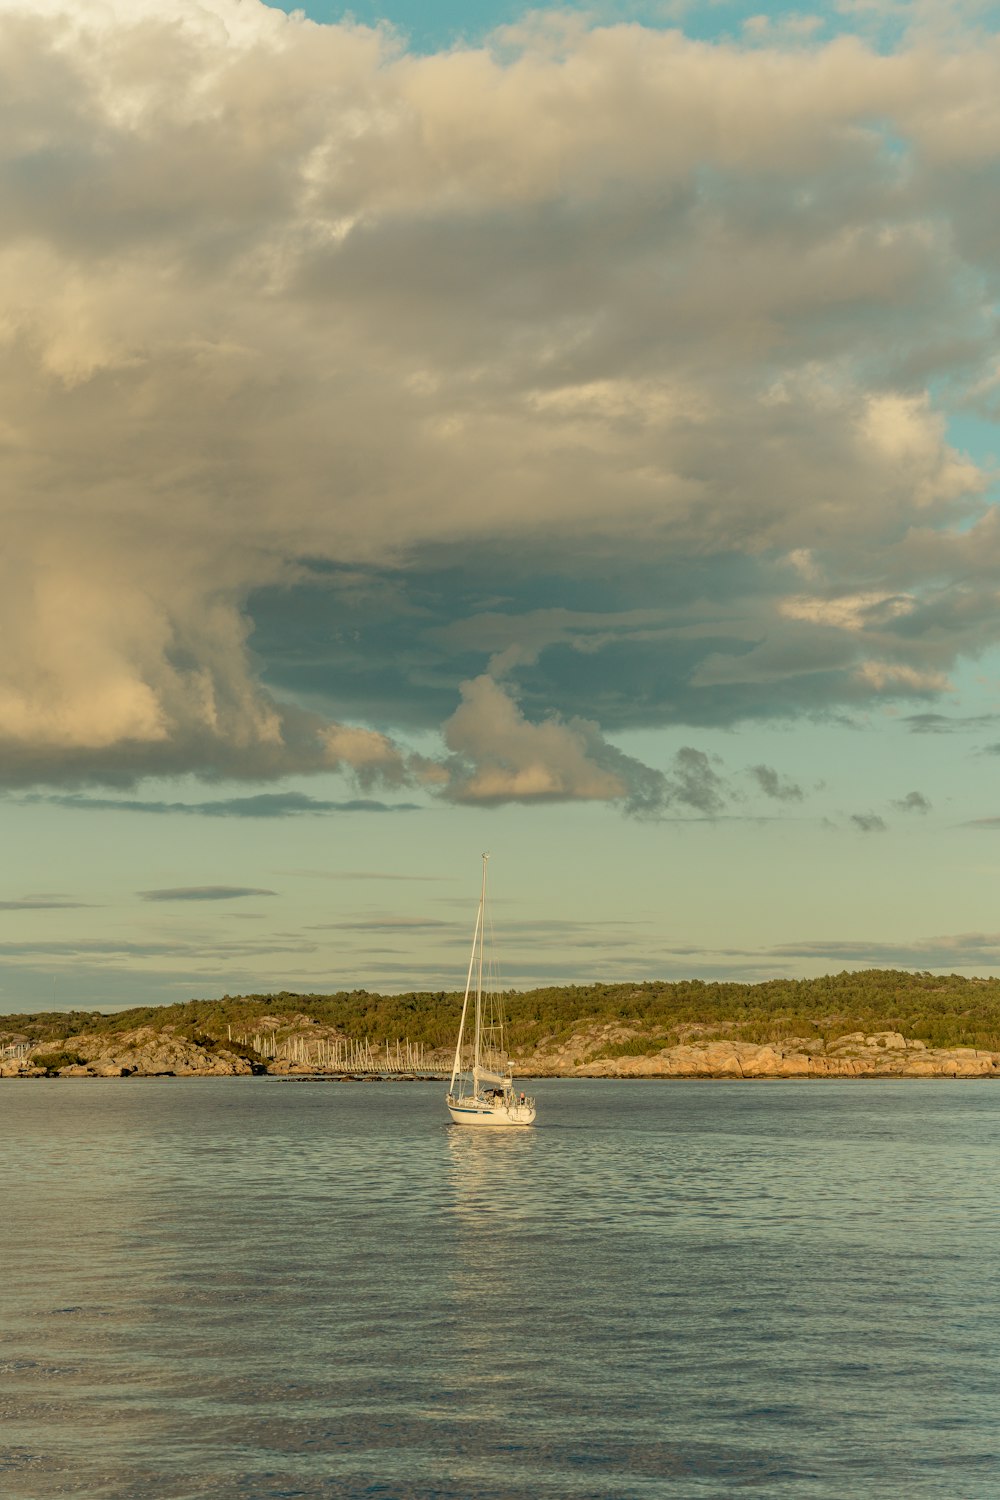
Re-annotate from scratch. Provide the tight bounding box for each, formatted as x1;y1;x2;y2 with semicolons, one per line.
448;896;482;1095
473;852;489;1073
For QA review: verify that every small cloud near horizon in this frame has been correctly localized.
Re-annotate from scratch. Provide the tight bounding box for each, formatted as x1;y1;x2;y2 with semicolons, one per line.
138;886;278;902
906;714;1000;734
0;898;94;910
893;790;931;814
748;764;804;802
308;918;455;931
30;792;420;818
666;931;1000;972
282;869;452;882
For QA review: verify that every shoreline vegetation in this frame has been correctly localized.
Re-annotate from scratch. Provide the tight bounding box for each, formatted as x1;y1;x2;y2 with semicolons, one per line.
4;970;1000;1079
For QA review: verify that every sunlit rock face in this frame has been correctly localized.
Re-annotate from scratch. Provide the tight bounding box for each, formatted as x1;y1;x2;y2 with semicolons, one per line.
522;1026;1000;1077
570;1043;1000;1078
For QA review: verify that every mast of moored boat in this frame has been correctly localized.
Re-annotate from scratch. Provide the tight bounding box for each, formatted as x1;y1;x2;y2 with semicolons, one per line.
472;852;488;1090
448;856;488;1098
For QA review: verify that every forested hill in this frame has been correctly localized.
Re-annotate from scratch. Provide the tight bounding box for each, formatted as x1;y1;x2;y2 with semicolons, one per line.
4;969;1000;1054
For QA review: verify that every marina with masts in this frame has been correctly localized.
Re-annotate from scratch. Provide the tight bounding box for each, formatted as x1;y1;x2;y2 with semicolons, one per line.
229;1027;439;1076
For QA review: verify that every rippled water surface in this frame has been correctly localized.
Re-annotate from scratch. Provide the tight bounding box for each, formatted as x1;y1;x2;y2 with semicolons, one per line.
2;1078;999;1498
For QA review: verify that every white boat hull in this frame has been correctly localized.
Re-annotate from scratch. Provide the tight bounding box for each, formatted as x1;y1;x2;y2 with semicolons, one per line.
447;1095;536;1127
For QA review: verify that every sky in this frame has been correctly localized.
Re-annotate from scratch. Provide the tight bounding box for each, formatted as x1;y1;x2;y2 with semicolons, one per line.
4;0;1000;1013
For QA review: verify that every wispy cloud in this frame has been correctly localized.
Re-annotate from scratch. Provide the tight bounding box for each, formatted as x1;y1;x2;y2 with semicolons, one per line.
850;813;888;833
137;886;277;902
31;792;420;817
666;930;1000;972
893;790;931;814
0;898;93;910
905;713;1000;734
748;764;804;803
0;932;314;962
309;918;455;931
283;869;452;882
766;933;1000;970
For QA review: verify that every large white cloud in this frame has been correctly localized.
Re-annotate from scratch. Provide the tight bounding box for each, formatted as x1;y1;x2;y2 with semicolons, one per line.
0;0;997;797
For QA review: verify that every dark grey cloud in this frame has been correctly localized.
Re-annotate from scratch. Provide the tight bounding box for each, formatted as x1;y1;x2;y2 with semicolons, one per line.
748;764;804;803
246;554;933;741
248;554;781;735
137;886;277;903
666;747;728;816
850;813;888;834
893;790;931;814
245;530;998;768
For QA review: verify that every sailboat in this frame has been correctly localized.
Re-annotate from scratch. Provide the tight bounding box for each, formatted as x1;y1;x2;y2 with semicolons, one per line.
446;854;536;1127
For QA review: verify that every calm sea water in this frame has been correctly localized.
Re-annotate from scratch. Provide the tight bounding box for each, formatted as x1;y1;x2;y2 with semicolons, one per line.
1;1078;998;1499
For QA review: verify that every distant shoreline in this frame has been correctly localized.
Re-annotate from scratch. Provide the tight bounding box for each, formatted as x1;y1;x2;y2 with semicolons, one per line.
4;970;1000;1081
5;1056;1000;1082
4;1072;999;1082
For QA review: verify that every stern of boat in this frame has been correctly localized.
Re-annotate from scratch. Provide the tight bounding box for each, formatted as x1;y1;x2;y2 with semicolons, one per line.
446;1092;536;1127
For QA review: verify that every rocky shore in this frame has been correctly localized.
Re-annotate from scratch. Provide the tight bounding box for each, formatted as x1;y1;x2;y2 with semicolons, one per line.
3;1020;1000;1078
0;1025;258;1078
524;1026;1000;1079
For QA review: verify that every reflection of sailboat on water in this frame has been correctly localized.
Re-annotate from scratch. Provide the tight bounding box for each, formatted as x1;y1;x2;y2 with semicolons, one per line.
446;854;536;1127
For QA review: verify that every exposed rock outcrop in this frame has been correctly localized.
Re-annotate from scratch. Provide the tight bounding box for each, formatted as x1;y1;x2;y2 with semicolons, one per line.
4;1021;999;1080
523;1027;1000;1078
2;1026;256;1078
